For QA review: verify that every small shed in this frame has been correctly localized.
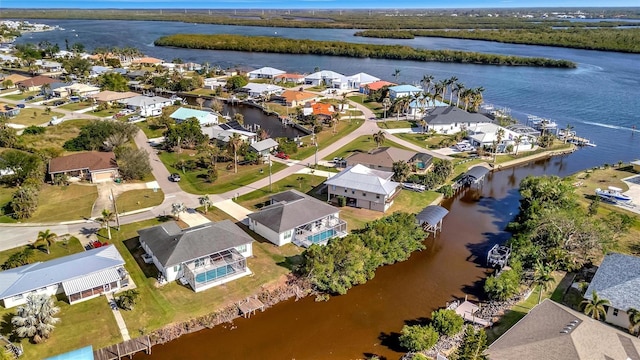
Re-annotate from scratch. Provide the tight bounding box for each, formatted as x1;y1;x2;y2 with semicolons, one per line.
416;205;449;235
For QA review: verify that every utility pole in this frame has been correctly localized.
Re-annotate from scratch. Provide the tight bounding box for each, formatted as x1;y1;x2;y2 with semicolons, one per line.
111;189;120;231
315;143;318;167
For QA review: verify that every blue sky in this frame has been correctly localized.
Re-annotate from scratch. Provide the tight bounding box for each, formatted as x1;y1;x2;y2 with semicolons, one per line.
1;0;637;9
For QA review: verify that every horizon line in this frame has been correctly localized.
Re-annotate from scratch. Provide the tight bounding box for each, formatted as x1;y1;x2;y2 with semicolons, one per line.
1;6;639;10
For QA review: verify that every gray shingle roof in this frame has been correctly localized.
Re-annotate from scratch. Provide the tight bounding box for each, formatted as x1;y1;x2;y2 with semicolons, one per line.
346;147;416;169
0;245;125;300
424;106;492;125
487;299;640;360
584;253;640;311
325;164;399;196
250;138;279;152
247;190;339;233
137;220;254;268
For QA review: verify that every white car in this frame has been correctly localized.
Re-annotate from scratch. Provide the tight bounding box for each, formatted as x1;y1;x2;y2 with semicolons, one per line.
127;115;144;123
49;117;63;126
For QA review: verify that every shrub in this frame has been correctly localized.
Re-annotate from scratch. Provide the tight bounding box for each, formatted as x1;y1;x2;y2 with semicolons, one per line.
22;125;46;135
431;309;464;337
399;324;439;352
484;264;523;301
337;196;346;207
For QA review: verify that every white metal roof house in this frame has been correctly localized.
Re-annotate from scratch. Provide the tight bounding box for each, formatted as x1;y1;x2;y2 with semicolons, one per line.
247;67;286;79
346;72;380;89
325;164;401;212
247;190;347;247
241;83;284;98
0;245;128;308
388;84;423;100
467;123;533;152
120;95;173;117
170;107;219;126
137;220;254;292
584;253;640;330
304;70;345;87
250;138;279;158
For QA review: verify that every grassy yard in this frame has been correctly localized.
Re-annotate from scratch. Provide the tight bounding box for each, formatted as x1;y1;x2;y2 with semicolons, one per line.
348;96;383;117
452;158;486;180
394;133;454;150
19;119;91;153
0;185;15;222
7;109;63;127
58;101;94;111
157;150;287;195
377;120;417;129
90;108;120;118
290;120;360;161
116;189;164;214
323;135;411;161
0;236;84;266
136;121;166;139
26;184;97;223
236;174;327;210
494;143;574;165
2;91;39;101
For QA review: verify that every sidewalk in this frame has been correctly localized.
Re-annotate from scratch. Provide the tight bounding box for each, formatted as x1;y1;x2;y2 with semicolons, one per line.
105;293;131;341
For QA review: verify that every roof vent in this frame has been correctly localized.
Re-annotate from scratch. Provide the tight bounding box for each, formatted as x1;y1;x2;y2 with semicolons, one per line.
560;330;569;334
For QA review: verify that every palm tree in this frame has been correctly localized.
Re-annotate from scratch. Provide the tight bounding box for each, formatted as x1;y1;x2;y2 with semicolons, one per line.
628;308;640;336
296;176;305;189
440;79;450;104
98;209;116;240
233;113;244;126
12;294;60;343
392;68;401;82
171;202;186;220
198;195;212;214
514;135;524;155
448;76;458;104
116;289;140;311
454;82;465;108
433;82;444;107
373;130;386;148
419;119;427;134
227;133;244;174
421;74;434;93
494;128;505;163
582;290;610;321
382;96;391;120
36;229;57;255
533;261;556;304
331;111;341;133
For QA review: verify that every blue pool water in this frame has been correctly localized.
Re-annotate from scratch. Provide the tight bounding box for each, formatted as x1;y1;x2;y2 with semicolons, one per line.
195;266;234;283
307;229;335;244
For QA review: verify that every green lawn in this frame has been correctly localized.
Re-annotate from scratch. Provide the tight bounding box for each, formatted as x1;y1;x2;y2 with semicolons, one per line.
19;119;91;153
58;101;93;111
452;158;485;180
0;236;84;266
348;96;384;117
157;151;287;195
494;142;574;165
26;184;98;223
116;189;164;214
0;185;15;222
394;133;454;150
90;108;120;118
323;135;412;161
7;110;63;127
236;174;327;209
377;120;417;129
290;120;361;161
136;121;166;139
2;91;39;101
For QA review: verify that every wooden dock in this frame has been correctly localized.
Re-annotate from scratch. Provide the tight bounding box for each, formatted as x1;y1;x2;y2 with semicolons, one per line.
94;335;151;360
238;296;265;318
448;300;492;328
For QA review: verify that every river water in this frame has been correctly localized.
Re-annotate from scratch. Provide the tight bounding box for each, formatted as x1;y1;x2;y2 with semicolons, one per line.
14;19;640;358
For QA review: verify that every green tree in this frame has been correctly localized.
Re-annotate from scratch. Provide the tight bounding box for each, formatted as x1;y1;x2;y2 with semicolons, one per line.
99;72;128;91
35;229;57;255
233;113;245;126
225;75;248;91
431;309;464;337
3;248;35;269
198;195;212;214
98;209;116;240
164;117;208;151
484;264;522;301
171;202;186;220
399;324;439;352
628;308;640;337
456;325;488;360
533;261;556;304
392;160;411;182
296;176;305;189
227;133;244;174
114;147;152;180
372;130;386;148
11;186;39;219
581;290;610;321
116;289;140;311
12;294;60;344
0;149;44;187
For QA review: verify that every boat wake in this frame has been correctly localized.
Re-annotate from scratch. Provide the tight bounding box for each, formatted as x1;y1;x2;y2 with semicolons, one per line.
581;121;640;132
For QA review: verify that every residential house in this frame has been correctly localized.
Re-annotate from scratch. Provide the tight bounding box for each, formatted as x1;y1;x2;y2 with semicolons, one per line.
131;57;163;65
304;70;345;87
359;80;396;94
388;84;423;100
137;220;254;292
247;190;347;247
0;245;128;308
487;299;640;360
125;69;147;80
241;83;284;98
407;97;448;118
203;77;226;90
423;106;493;134
48;151;118;183
90;65;110;77
274;73;305;84
345;147;433;173
0;74;30;89
247;66;286;80
88;90;138;104
250;138;279;159
201;121;257;144
170;107;219;126
277;89;320;107
345;72;380;90
34;60;62;74
584;253;640;330
0;103;19;117
303;102;335;121
52;83;100;98
15;75;60;92
325;164;401;212
467;123;533;152
120;95;173;117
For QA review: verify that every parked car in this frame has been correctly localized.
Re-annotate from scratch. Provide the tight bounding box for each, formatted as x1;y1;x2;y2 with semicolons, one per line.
127;115;144;123
16;103;25;109
25;96;34;101
52;100;65;106
275;152;290;160
169;173;181;182
49;117;62;126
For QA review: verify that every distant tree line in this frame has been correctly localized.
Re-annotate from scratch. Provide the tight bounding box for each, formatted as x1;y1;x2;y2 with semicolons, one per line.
154;34;576;68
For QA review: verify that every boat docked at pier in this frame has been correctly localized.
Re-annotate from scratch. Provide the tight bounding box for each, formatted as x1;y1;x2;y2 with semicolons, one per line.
595;186;632;204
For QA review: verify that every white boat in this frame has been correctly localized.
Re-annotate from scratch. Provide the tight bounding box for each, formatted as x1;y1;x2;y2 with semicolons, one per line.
595;186;631;203
402;183;426;192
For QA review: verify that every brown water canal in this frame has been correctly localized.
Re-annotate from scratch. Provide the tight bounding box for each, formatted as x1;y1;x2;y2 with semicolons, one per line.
135;157;577;360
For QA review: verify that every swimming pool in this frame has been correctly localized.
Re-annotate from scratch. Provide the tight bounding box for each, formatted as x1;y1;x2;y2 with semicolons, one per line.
307;229;335;244
195;265;235;284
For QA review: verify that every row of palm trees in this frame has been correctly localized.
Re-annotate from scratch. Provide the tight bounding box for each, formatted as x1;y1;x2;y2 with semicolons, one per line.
91;46;145;66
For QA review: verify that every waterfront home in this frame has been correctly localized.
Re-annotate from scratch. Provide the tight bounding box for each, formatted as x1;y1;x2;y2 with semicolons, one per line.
120;95;173;117
467;123;533;152
583;253;640;330
487;299;640;360
407;97;448;118
88;90;138;104
48;151;118;183
345;147;433;173
423;106;493;134
304;70;345;87
90;65;110;77
0;245;128;308
325;164;401;212
202;121;257;144
0;103;20;117
247;190;347;247
359;80;396;94
0;54;18;63
52;83;101;98
250;138;279;159
137;220;254;292
277;89;320;107
274;73;305;84
241;83;284;98
247;66;286;80
15;75;60;92
131;56;163;65
170;107;219;126
345;72;380;89
0;73;30;89
203;77;226;90
303;102;335;120
388;84;423;101
34;59;63;74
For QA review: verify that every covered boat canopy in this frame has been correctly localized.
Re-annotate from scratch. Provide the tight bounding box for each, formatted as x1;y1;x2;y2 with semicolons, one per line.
416;205;449;235
464;166;491;184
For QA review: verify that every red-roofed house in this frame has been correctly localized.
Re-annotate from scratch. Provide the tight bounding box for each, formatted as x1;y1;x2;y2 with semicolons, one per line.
274;73;306;84
360;80;396;94
131;57;163;65
303;102;335;121
48;152;118;183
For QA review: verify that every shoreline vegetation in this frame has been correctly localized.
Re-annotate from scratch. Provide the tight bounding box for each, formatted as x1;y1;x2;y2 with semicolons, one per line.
354;28;640;54
154;34;576;68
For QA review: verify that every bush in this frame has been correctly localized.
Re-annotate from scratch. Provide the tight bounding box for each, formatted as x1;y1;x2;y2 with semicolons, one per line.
399;324;439;352
431;309;464;337
22;126;46;135
115;147;151;180
484;263;523;301
337;196;346;207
